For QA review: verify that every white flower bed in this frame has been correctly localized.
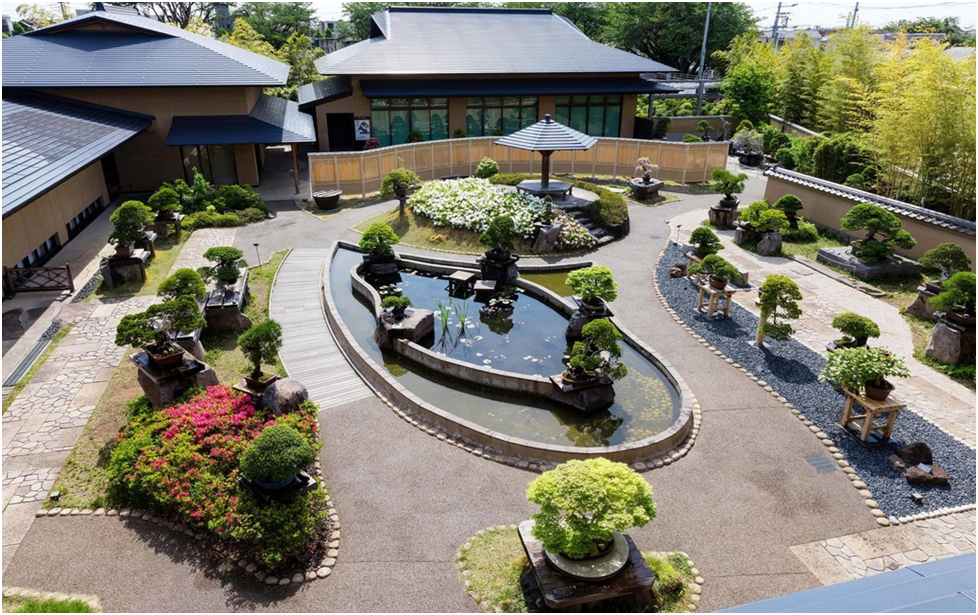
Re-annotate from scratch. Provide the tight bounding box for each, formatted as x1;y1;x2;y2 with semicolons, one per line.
408;178;545;237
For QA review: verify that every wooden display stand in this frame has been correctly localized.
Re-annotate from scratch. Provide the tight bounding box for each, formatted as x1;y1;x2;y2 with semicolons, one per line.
841;390;906;444
447;270;476;295
696;282;743;318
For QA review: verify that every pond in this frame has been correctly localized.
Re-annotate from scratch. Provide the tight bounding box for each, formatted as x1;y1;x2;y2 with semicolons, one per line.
330;248;681;448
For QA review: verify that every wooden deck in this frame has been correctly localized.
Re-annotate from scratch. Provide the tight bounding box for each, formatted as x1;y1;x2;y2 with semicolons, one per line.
270;248;372;409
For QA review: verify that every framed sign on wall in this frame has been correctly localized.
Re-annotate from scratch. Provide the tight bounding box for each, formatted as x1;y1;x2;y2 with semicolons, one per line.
354;117;371;141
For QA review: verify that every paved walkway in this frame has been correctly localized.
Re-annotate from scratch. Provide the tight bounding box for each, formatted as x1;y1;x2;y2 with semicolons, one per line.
168;228;238;275
668;208;976;447
270;249;372;409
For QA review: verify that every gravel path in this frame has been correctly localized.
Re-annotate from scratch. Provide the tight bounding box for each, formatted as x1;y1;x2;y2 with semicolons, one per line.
656;242;976;518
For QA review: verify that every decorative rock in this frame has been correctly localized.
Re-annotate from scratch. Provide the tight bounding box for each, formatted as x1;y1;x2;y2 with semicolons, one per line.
306;571;318;581
278;578;291;586
906;465;949;486
871;509;886;518
262;378;310;416
47;508;62;517
94;508;106;516
876;517;890;527
897;442;934;466
264;576;279;585
106;509;119;516
317;567;332;578
852;481;868;489
865;500;879;509
245;563;257;573
327;549;339;558
321;557;337;567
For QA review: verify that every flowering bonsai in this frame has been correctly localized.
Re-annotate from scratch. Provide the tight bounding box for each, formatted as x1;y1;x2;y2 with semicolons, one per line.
820;346;910;399
479;215;520;259
200;246;246;285
831;312;881;348
630;157;661;200
526;458;655;560
381;296;412;321
565;318;627;383
919;243;972;283
566;266;618;310
237;319;282;383
756;274;802;345
157;268;206;302
240;424;316;489
840;203;916;262
711;169;748;209
109;200;154;256
930;271;976;319
689;254;740;290
689;227;723;257
115;296;206;363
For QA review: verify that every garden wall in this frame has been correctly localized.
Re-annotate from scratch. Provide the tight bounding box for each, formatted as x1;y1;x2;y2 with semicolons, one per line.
764;168;977;269
768;114;821;138
309;137;729;196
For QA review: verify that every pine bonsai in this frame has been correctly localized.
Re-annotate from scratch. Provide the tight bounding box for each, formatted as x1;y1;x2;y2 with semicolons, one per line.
359;223;400;257
930;272;976;317
479;215;520;257
200;246;246;285
757;274;803;344
237;319;283;380
682;134;704;143
566;266;618;308
381;296;412;320
697;119;712;139
109;200;154;248
157;268;206;301
689;227;723;256
689;254;740;284
115;296;205;355
840;203;916;262
919;243;972;282
711;169;749;207
380;167;421;200
147;187;182;216
565;318;627;382
831;312;881;347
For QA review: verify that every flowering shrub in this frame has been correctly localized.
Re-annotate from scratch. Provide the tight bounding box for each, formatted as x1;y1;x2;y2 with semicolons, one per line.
554;214;597;251
409;178;544;237
108;385;328;572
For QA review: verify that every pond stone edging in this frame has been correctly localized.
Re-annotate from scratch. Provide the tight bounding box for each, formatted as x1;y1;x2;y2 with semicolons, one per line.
652;242;977;527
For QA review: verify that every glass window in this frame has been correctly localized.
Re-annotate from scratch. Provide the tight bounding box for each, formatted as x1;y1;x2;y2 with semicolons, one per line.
431;110;448;140
554;95;623;137
604;104;621;138
209;145;238;185
466;95;538;136
369;98;450;145
372;110;391;146
390;110;410;145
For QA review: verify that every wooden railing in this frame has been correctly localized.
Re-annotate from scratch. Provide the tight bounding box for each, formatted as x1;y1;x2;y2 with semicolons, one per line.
309;137;730;196
3;265;74;296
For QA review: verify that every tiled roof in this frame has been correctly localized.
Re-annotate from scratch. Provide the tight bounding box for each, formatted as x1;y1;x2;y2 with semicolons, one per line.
298;76;354;109
166;95;315;145
766;167;976;237
2;91;152;218
2;10;289;88
315;7;676;76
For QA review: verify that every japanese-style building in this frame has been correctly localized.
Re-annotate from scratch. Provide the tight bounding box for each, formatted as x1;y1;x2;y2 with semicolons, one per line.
298;6;678;152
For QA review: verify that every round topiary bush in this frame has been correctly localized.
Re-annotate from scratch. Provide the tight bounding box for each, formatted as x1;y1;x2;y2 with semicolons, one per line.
475;157;500;179
359;222;400;257
157;268;207;301
526;458;656;560
240;424;316;486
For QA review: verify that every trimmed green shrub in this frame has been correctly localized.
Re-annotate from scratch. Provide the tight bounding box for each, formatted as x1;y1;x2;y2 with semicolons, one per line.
566;266;618;306
359;222;400;256
406;130;425;143
581;183;628;226
740;201;789;234
237;320;282;379
237;207;267;223
479;215;520;255
840;203;916;262
380;167;421;199
452;128;467;139
734;119;755;133
931;272;976;316
820;346;910;394
157;268;206;301
831;312;881;346
475;157;500;179
682;134;704;143
650;116;672;139
784;217;819;242
216;184;267;213
690;226;723;255
845;173;866;190
526;458;655;559
919;243;972;281
758;274;802;343
488;173;536;186
240;424;315;485
182;211;246;232
201;246;246;284
109;200;153;247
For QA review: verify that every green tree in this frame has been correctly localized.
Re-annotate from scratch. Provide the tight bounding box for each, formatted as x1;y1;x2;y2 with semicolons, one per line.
103;3;224;29
773;33;825;125
220;18;276;58
233;2;316;48
277;31;325;87
16;3;63;29
721;63;774;126
604;2;755;72
818;26;882;133
881;16;976;47
757;274;802;344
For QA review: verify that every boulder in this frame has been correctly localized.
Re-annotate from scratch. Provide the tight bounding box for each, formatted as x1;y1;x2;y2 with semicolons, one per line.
905;465;949;486
905;288;938;321
531;224;564;254
205;310;253;332
896;442;933;466
756;232;783;257
926;319;976;366
547;374;616;414
263;378;309;416
374;308;435;349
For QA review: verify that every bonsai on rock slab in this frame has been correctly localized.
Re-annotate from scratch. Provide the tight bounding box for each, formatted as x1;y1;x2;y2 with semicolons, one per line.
819;203;920;280
564;266;618;339
550;319;626;413
360;222;400;276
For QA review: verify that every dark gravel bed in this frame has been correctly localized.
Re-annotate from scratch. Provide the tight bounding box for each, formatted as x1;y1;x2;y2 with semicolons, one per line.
657;242;976;518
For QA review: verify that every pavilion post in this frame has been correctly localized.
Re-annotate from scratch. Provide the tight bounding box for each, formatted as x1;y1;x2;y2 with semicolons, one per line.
540;151;552;189
292;145;300;194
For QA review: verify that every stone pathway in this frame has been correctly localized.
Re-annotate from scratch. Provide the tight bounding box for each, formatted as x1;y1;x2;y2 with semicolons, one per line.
1;296;156;571
668;208;976;447
168;227;238;275
791;510;976;585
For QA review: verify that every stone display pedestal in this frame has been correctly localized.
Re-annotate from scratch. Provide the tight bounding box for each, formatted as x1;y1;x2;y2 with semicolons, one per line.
478;253;520;286
548;373;615;414
926;316;976;366
906;286;940;320
565;300;613;340
628;178;663;201
149;214;184;238
205;268;251;332
816;247;922;281
531;223;564;253
100;250;150;288
374;308;435;349
757;231;783;256
130;351;218;408
708;206;738;229
364;255;398;277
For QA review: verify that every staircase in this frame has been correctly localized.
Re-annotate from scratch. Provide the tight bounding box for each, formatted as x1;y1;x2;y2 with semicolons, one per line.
558;202;616;247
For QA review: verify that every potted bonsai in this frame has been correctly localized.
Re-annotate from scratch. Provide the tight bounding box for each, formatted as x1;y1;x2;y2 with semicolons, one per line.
689;254;740;291
930;271;976;327
147;186;182;221
200;246;246;285
756;274;802;346
629;157;662;200
237;319;283;391
115;296;206;369
919;243;972;292
773;194;804;229
566;266;617;313
840;203;917;262
381;167;421;201
526;458;656;581
820;346;910;401
697;119;712;141
708;169;748;229
157;268;207;302
478;215;521;285
563;318;628;385
689;227;723;258
732;128;764;166
736;201;788;256
109;200;154;258
829;312;881;350
359;222;400;268
239;424;316;491
381;296;412;321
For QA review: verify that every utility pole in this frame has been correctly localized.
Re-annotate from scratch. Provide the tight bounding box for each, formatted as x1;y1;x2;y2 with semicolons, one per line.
771;2;782;47
851;2;859;28
695;1;712;116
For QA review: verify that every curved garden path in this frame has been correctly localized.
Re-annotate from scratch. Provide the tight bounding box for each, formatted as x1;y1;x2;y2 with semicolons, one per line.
4;169;889;612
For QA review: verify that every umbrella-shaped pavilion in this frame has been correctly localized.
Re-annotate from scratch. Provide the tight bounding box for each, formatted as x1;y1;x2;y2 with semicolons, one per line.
495;114;597;201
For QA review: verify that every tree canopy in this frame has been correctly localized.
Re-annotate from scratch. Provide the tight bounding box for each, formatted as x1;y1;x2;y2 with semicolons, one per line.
881;16;976;47
232;2;316;48
103;3;223;29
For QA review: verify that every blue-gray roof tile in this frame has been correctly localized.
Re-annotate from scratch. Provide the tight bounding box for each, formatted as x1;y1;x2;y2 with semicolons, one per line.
298;76;354;109
2;10;289;88
315;7;676;76
166;95;315;146
2;92;152;218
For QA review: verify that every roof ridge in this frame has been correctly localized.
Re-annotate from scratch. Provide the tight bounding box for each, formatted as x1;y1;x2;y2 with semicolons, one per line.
3;89;155;122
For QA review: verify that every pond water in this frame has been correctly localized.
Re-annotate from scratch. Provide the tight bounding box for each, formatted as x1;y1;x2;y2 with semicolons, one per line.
330;248;680;448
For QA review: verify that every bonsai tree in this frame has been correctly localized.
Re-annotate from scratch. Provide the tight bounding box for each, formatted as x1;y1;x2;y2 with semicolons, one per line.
475;157;500;179
840;203;916;262
739;201;788;234
115;296;205;355
380;167;421;200
756;274;802;345
773;194;804;228
359;222;400;258
697;119;712;140
566;266;618;309
405;130;425;143
711;169;748;208
820;346;910;396
689;227;723;257
240;424;316;487
541;196;556;225
381;296;412;320
200;246;246;285
831;312;881;348
682;134;703;143
919;243;972;282
108;200;154;250
565;318;627;382
452;128;467;139
634;157;659;183
930;271;976;317
732;129;764;156
157;268;206;302
479;215;520;257
526;458;655;560
237;319;283;380
734;119;755;133
146;186;182;217
689;254;740;288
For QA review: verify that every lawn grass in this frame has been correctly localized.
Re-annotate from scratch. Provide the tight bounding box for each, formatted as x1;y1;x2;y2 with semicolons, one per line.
299;194;385;221
2;597;96;613
663;180;717;194
780;233;848;261
88;233;187;301
457;527;695;613
2;325;73;415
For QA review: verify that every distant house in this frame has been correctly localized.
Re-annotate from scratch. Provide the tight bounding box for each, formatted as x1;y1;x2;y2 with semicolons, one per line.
298;7;677;152
2;14;13;36
1;6;314;272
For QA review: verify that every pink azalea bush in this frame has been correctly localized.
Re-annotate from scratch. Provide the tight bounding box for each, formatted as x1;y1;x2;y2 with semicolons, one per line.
109;385;328;572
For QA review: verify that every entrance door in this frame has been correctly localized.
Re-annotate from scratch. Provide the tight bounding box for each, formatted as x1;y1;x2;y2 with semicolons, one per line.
326;113;356;151
101;153;121;200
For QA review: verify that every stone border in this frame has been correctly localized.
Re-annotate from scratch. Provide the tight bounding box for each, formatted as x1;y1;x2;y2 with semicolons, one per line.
1;586;101;611
325;241;701;469
453;526;705;612
651;242;977;527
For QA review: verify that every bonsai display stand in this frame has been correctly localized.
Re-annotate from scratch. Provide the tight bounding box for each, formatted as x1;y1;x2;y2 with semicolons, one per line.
516;180;573;201
232;375;280;400
816;247;922;281
518;520;659;612
150;214;184;238
135;230;157;258
204;268;251;331
101;249;150;287
696;281;752;319
375;308;434;349
708;207;738;229
130;351;218;408
841;390;906;444
473;279;497;299
447;270;476;296
239;471;318;505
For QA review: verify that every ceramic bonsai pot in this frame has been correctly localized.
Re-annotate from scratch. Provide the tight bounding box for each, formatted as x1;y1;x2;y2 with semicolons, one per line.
542;532;629;582
147;346;185;370
864;379;894;401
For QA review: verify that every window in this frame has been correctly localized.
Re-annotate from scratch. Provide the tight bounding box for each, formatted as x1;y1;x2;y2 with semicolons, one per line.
65;198;105;240
465;96;538;137
179;145;238;185
555;95;622;137
370;98;448;146
17;234;61;269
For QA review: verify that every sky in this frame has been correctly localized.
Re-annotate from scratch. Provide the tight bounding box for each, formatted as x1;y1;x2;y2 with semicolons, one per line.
3;1;975;30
